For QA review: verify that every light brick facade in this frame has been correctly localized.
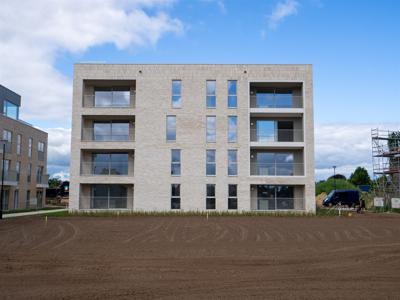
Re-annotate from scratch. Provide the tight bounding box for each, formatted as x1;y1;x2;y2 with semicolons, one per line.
70;64;315;212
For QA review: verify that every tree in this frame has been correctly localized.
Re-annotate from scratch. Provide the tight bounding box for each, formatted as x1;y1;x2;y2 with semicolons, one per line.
48;177;62;188
349;167;371;186
328;174;346;180
315;178;357;196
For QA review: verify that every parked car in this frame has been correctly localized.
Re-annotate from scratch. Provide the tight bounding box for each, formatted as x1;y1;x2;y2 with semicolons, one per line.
322;189;360;207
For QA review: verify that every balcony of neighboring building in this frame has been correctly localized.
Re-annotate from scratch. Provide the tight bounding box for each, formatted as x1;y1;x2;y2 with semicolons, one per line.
79;151;134;184
250;149;304;176
82;80;135;114
250;117;304;149
250;185;305;211
249;82;303;115
79;184;134;210
36;174;49;188
0;169;18;186
80;117;135;150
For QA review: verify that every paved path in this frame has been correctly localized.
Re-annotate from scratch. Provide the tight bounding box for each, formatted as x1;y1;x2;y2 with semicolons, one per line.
3;209;67;219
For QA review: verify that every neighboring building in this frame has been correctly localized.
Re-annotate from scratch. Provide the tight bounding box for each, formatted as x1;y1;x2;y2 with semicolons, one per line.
0;85;48;210
70;64;315;212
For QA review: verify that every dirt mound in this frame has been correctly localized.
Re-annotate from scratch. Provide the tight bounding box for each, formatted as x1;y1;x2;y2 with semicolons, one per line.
316;192;327;207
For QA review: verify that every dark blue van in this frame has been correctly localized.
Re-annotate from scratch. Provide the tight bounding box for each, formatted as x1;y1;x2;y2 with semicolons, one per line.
322;190;360;207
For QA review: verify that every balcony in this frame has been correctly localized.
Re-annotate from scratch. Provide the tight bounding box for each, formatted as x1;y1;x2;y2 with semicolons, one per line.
253;197;305;210
79;184;134;209
250;185;305;210
82;126;135;142
83;83;135;108
36;174;49;188
250;128;303;142
250;162;304;176
0;170;18;186
250;94;302;109
81;161;134;176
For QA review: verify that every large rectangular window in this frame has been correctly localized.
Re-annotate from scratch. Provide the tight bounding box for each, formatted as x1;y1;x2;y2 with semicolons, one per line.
227;80;237;108
206;150;216;176
206;116;216;143
28;138;32;158
228;116;237;142
36;166;44;182
94;87;130;107
252;152;296;176
206;80;216;108
171;149;181;176
171;184;181;209
92;153;129;175
93;122;130;141
206;184;216;209
13;190;19;209
17;134;21;155
166;116;176;141
3;100;19;119
91;185;128;209
228;184;238;210
257;185;294;210
228;150;238;176
171;80;182;108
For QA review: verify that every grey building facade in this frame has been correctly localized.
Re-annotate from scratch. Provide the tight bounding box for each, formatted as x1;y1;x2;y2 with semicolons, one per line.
70;64;315;212
0;85;48;210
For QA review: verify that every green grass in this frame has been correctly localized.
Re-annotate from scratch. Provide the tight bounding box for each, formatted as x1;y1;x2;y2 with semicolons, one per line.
4;206;65;214
41;209;340;218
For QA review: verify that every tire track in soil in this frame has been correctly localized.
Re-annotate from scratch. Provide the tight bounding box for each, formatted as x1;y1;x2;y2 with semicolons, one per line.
31;225;65;250
52;221;80;250
123;219;166;243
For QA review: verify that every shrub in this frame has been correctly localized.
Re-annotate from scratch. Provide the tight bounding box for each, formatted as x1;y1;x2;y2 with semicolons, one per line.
315;178;358;196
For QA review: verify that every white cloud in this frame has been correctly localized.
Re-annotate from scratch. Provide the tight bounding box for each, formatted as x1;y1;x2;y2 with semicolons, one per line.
0;0;183;123
267;0;299;30
42;127;71;175
315;123;400;180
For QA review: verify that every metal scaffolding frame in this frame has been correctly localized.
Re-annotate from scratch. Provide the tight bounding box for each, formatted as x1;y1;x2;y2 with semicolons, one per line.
371;128;400;206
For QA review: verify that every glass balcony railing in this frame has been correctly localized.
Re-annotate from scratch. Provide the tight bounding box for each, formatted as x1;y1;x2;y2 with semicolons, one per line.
82;127;135;142
80;162;133;176
250;94;302;108
250;129;303;142
254;197;305;210
0;170;18;183
79;196;130;209
36;174;49;185
250;162;304;176
83;91;135;108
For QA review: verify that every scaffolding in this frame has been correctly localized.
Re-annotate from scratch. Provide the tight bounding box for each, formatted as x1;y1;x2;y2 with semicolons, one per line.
371;128;400;206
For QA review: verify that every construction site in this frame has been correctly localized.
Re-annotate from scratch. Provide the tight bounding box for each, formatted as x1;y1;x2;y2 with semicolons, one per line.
371;128;400;207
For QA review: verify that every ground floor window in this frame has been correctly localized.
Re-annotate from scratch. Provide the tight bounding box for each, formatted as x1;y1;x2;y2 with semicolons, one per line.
26;190;30;209
171;184;180;209
91;185;127;209
206;184;216;209
13;190;19;209
228;184;237;209
1;190;9;210
257;185;294;210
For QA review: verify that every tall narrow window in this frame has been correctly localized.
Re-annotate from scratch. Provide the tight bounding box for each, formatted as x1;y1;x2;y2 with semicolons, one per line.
206;80;216;108
171;184;181;209
28;138;32;158
166;116;176;141
228;80;237;108
228;116;237;142
16;162;21;182
171;80;182;108
206;184;216;209
228;184;238;210
26;190;30;208
171;149;181;176
13;190;19;209
27;163;32;182
2;130;12;153
228;150;238;176
206;150;216;176
206;116;216;142
17;134;21;155
38;142;45;161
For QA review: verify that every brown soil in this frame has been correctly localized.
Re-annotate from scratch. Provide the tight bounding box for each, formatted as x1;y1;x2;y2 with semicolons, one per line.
1;214;400;299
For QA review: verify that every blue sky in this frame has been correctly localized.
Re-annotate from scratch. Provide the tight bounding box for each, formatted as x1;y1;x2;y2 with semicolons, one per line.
1;0;399;180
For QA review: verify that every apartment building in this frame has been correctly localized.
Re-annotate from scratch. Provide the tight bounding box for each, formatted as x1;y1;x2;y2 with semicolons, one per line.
70;64;315;212
0;85;48;210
